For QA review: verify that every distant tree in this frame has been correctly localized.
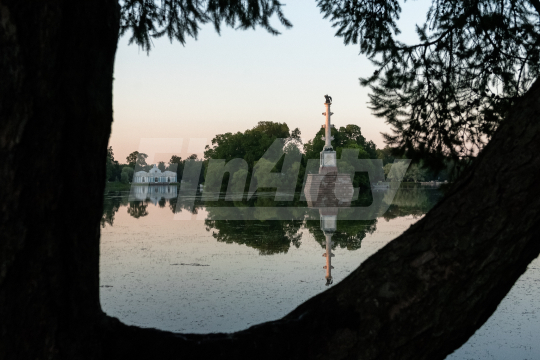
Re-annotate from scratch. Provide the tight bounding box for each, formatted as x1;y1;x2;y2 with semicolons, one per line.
284;127;302;155
383;163;392;180
176;154;206;185
135;153;149;170
126;151;149;170
120;172;129;184
205;121;290;166
376;146;396;166
121;166;134;183
336;143;374;188
157;161;166;172
204;121;294;193
384;161;409;182
105;146;123;182
337;124;377;159
169;155;183;183
406;163;429;183
169;155;182;165
105;146;117;182
126;151;139;168
304;124;377;161
290;127;301;142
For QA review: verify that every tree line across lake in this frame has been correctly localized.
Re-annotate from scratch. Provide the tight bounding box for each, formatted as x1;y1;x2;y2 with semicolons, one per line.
105;121;454;190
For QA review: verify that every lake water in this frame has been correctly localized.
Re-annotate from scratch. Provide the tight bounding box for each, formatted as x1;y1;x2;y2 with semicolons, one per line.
100;187;540;359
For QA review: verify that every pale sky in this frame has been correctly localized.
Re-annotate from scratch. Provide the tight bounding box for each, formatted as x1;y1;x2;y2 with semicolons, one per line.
110;0;431;163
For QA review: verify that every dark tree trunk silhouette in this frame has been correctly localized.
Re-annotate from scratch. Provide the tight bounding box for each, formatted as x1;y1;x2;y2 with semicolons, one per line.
1;2;540;360
0;1;119;359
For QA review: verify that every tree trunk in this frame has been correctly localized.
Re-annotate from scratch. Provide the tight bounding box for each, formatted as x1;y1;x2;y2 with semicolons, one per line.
0;1;119;359
1;2;540;360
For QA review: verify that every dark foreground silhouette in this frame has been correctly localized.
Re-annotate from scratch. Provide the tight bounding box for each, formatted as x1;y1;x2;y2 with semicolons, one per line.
1;2;539;359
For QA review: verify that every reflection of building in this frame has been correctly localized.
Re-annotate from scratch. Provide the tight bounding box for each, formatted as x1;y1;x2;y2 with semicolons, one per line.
131;185;177;205
133;164;177;184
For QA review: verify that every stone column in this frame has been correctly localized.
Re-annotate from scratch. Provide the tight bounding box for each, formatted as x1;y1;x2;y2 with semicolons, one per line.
324;102;332;150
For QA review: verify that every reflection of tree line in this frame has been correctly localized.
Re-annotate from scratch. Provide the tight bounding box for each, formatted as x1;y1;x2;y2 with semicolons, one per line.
381;188;443;221
101;188;443;254
306;218;377;251
204;219;303;255
101;193;128;227
101;192;150;227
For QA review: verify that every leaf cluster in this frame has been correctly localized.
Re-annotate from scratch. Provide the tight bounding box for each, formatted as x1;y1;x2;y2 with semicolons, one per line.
120;0;292;52
318;0;540;169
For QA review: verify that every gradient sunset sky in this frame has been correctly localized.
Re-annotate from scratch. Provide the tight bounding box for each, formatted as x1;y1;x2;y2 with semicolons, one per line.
110;0;430;163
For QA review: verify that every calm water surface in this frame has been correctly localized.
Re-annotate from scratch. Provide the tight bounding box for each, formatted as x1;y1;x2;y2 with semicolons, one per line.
100;187;540;359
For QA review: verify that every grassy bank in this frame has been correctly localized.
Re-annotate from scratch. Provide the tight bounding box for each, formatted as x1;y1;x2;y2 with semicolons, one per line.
104;182;132;191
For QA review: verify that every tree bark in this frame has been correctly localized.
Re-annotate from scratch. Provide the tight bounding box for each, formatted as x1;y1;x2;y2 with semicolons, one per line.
0;1;119;359
1;2;540;360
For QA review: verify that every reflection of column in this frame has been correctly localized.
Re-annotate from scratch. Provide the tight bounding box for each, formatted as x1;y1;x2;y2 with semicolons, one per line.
320;211;336;286
323;233;334;286
304;96;353;287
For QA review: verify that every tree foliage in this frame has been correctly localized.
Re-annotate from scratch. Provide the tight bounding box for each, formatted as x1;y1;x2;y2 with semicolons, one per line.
384;161;428;182
120;0;292;52
157;161;166;172
168;155;184;182
126;151;150;170
126;151;139;168
376;145;396;165
303;124;377;161
317;0;540;169
105;146;119;182
204;121;292;166
203;121;297;193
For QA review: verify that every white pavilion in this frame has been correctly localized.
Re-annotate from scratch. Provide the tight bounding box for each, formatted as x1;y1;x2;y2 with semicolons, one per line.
133;164;177;184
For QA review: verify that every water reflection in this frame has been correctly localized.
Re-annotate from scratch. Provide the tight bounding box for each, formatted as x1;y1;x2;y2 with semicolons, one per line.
99;187;540;356
204;219;303;255
102;186;443;285
100;186;445;334
103;186;442;235
382;187;438;220
101;194;128;227
131;184;178;205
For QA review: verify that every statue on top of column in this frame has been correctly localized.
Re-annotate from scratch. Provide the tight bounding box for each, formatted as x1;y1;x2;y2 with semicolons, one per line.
324;94;332;104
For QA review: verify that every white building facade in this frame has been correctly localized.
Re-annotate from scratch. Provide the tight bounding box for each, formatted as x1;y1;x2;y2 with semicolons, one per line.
133;164;177;183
